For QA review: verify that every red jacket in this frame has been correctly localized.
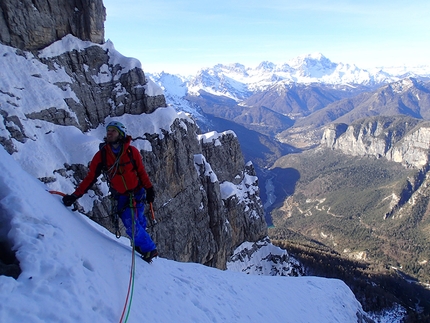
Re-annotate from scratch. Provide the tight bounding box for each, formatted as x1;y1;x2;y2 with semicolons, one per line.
74;136;152;197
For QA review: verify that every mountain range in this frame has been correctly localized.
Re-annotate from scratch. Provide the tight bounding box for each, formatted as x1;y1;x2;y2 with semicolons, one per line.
150;54;430;152
148;54;430;321
151;52;430;102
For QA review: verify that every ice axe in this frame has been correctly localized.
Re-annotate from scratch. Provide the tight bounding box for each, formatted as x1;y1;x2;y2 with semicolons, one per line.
48;190;81;212
148;202;157;226
48;190;66;197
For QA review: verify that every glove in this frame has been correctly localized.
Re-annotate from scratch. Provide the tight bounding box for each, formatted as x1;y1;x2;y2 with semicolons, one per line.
145;187;155;203
62;194;78;207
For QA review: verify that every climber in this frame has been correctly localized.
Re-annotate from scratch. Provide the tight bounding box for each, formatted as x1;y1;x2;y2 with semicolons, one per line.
62;121;158;263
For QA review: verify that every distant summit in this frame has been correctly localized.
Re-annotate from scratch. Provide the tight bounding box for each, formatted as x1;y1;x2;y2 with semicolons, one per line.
286;52;337;76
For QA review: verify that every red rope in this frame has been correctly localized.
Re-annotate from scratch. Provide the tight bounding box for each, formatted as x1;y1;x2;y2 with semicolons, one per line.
119;251;135;323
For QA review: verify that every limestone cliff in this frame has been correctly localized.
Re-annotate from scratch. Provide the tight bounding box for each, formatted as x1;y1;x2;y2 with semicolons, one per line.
321;116;430;169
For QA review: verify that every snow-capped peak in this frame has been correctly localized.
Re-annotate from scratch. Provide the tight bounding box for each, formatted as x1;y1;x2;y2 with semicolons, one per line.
287;52;334;69
256;61;277;72
286;52;337;78
212;62;249;76
386;77;419;94
149;71;189;97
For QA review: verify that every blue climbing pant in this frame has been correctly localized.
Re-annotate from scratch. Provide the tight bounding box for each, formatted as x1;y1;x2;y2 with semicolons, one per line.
116;188;156;253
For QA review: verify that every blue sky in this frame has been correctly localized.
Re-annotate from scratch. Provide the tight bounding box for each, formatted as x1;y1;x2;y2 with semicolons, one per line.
103;0;430;75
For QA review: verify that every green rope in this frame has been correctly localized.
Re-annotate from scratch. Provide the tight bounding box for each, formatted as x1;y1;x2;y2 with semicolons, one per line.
120;194;137;323
124;194;137;322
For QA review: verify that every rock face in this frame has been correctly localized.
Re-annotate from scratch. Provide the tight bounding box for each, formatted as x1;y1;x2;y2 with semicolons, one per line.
137;126;267;268
321;116;430;168
0;0;105;50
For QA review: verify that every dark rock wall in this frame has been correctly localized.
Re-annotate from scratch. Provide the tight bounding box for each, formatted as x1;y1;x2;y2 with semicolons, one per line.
0;0;105;50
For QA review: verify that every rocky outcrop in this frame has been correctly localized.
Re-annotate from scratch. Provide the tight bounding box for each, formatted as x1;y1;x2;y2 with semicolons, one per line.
37;38;164;131
135;126;267;268
227;237;304;276
321;116;430;168
0;35;166;154
0;0;105;50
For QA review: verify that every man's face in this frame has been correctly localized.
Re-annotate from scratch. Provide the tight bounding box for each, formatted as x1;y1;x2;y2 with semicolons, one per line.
106;127;120;143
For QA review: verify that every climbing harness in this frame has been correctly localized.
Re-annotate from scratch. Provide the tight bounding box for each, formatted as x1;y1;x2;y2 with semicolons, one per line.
99;143;139;184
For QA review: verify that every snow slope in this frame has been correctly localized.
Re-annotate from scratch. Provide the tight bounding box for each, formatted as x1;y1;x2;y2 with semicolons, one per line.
0;145;367;323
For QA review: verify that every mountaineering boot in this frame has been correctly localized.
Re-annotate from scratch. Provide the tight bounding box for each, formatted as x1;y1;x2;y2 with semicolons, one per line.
141;249;158;263
134;246;144;256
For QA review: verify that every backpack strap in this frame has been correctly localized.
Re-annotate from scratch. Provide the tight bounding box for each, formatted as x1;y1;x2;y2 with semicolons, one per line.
98;142;113;194
99;142;107;171
99;143;138;180
127;147;138;172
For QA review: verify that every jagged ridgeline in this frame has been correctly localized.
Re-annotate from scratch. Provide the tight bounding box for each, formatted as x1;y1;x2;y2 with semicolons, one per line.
269;115;430;284
0;0;267;269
